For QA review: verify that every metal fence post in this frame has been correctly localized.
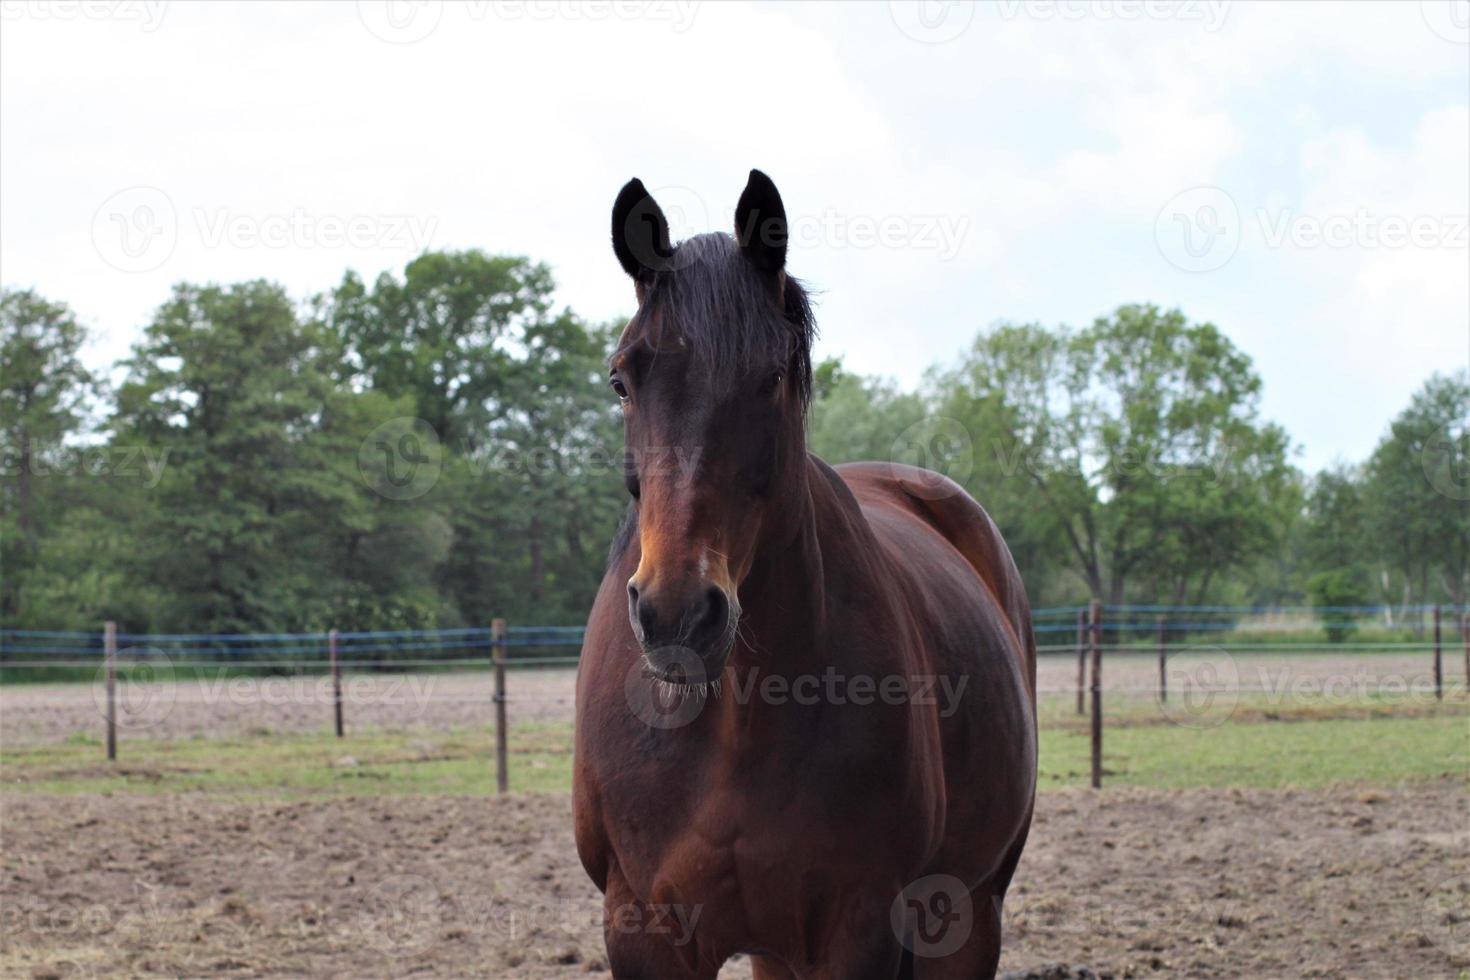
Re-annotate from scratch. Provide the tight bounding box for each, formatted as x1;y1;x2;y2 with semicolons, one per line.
1089;599;1103;790
1075;609;1086;715
104;621;117;762
1157;614;1167;704
329;628;343;737
1433;605;1442;701
493;619;508;794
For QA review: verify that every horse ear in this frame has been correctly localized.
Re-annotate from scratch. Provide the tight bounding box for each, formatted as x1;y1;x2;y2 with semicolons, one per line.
611;178;673;284
734;169;787;276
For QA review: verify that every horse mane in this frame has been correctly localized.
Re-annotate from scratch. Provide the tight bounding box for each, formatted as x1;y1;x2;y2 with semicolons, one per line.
606;502;639;570
617;232;817;410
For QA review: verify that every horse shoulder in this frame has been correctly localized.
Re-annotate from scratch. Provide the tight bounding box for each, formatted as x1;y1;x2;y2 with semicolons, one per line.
831;459;1035;694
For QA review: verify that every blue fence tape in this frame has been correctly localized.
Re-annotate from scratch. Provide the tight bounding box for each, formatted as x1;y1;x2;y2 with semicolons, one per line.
1032;619;1436;634
5;602;1463;658
0;629;102;638
0;638;590;657
0;645;107;656
334;627;490;640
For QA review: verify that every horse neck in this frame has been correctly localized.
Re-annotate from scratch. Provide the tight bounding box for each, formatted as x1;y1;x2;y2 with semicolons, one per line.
730;453;834;670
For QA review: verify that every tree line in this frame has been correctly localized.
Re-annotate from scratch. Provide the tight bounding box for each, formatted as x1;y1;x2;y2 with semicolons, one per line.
2;251;1465;634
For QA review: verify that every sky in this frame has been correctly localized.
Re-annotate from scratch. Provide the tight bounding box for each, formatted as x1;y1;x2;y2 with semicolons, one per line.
1;0;1466;473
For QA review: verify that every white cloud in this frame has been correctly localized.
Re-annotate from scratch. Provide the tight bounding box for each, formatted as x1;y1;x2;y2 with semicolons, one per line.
1260;105;1470;460
0;0;1465;471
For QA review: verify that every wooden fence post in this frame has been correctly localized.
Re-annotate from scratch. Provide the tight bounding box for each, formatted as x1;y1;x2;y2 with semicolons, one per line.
1157;614;1167;704
1462;613;1468;696
1075;609;1086;715
1089;599;1102;790
104;621;117;762
1433;605;1442;701
493;619;508;794
329;628;343;737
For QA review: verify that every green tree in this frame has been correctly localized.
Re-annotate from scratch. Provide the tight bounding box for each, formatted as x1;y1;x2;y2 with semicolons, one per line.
114;281;361;631
311;387;453;633
808;371;927;465
439;314;624;625
14;260;1456;641
329;252;627;625
325;251;557;448
1237;468;1308;608
0;289;103;622
932;305;1292;605
811;356;847;402
1305;568;1370;642
1361;371;1469;610
931;321;1081;606
1301;464;1369;573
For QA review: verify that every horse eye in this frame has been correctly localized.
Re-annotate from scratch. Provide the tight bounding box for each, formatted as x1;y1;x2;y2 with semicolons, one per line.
761;371;784;396
610;377;629;400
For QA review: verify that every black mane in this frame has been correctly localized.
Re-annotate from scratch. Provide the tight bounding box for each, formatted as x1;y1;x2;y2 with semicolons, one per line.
606;501;639;570
617;233;817;408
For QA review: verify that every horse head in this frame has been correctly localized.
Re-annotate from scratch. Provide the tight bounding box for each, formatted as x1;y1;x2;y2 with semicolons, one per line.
608;169;816;686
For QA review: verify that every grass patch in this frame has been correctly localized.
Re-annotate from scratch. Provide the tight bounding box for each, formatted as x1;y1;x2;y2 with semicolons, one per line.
3;708;1466;798
1037;690;1469;732
1039;711;1469;789
0;723;572;797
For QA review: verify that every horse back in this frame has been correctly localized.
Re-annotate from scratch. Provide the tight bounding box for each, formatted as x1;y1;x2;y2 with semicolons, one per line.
833;460;1036;701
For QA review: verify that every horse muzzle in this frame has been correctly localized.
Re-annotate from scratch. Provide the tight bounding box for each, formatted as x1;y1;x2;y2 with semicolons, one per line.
627;579;738;684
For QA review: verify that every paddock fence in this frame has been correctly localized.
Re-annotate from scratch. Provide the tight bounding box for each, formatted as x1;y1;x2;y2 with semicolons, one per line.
3;603;1467;790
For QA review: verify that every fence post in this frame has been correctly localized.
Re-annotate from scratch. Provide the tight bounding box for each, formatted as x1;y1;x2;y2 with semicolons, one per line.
1462;613;1468;696
329;628;343;737
1075;609;1086;715
1157;614;1167;704
1433;605;1442;701
104;621;117;762
493;619;508;794
1089;599;1102;790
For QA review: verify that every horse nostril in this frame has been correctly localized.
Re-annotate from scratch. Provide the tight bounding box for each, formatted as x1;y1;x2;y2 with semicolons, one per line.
640;607;658;636
627;582;654;639
700;587;728;633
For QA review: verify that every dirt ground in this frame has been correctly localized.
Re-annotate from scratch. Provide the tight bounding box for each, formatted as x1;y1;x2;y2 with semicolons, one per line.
3;651;1452;745
3;778;1466;979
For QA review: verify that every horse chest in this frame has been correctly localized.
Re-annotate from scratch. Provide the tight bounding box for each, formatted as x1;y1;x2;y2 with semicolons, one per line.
594;704;939;897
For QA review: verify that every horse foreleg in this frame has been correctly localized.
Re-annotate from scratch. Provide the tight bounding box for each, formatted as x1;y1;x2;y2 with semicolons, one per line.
795;900;907;980
914;842;1029;980
602;873;717;980
909;889;1003;979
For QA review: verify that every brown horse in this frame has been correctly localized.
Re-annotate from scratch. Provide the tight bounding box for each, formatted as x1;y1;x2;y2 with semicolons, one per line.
574;170;1036;979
